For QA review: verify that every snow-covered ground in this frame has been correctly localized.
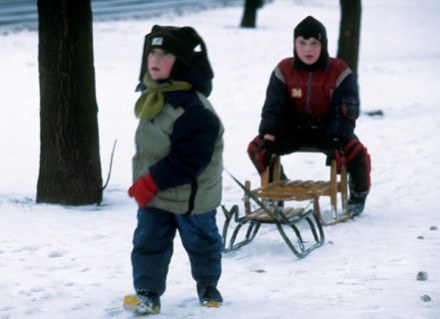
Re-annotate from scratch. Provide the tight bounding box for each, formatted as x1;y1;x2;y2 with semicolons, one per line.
1;0;439;318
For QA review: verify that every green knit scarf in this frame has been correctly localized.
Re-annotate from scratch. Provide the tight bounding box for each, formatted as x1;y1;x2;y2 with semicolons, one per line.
134;74;193;120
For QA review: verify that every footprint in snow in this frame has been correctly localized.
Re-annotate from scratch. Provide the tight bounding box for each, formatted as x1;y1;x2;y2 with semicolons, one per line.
48;251;63;258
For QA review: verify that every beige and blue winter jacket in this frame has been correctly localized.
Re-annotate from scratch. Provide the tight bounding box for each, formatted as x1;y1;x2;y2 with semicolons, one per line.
132;65;224;215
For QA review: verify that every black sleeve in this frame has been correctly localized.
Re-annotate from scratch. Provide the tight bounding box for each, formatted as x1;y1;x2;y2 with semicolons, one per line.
149;106;220;190
258;71;289;137
327;72;360;142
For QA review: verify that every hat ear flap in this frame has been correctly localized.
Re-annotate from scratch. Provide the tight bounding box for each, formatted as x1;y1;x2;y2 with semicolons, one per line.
135;34;150;92
178;26;214;79
180;26;201;47
199;39;214;79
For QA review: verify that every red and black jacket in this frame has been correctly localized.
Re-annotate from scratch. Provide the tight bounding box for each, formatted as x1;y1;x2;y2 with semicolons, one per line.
258;57;360;142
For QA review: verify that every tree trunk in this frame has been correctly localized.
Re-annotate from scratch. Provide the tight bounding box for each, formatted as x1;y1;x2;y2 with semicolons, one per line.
337;0;362;77
240;0;261;28
37;0;103;205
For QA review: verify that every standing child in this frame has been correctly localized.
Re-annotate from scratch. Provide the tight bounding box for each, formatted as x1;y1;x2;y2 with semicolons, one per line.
248;16;371;216
123;25;224;315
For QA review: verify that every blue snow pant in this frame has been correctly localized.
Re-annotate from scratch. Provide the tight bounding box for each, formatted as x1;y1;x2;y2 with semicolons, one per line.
131;206;222;296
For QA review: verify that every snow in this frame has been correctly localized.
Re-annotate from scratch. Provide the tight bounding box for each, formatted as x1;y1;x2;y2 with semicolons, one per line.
1;0;439;318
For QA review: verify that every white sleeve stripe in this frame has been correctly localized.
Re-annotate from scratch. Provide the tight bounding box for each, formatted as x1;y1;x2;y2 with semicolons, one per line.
335;68;352;88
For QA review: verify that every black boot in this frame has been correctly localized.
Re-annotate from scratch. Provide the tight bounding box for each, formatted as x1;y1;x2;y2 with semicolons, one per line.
348;191;368;217
197;283;223;307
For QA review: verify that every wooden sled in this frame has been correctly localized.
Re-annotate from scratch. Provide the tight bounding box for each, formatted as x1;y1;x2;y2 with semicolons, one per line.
259;152;351;226
222;171;325;258
222;150;351;258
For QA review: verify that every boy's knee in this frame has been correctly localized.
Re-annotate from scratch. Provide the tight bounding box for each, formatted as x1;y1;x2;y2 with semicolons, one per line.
342;138;371;190
178;213;222;252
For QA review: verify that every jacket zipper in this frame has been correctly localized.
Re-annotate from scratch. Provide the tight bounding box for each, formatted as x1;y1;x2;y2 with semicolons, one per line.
306;72;312;114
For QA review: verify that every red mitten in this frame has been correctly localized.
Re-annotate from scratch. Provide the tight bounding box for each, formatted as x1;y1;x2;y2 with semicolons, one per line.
128;174;160;208
247;136;274;174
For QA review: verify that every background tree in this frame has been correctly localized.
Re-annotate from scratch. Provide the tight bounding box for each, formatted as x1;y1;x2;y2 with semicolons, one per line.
337;0;362;77
37;0;103;205
240;0;264;28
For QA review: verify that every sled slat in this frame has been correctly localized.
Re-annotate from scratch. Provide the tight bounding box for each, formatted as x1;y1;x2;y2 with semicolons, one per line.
252;179;334;201
247;207;304;222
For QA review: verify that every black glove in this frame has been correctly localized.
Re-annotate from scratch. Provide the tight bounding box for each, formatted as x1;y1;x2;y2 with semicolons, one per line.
328;137;343;150
326;138;345;173
247;136;275;174
327;117;355;142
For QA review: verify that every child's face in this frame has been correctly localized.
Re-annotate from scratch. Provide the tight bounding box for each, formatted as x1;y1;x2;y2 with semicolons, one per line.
148;48;177;80
295;36;322;65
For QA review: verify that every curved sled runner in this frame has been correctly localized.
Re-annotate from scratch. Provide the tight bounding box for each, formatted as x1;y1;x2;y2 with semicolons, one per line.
222;151;351;258
222;172;325;258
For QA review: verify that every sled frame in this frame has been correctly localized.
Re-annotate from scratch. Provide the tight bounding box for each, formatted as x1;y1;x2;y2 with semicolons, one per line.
260;152;351;226
222;173;325;258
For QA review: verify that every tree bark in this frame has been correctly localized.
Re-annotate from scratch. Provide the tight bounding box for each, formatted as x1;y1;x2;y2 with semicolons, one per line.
240;0;261;28
337;0;362;77
37;0;103;205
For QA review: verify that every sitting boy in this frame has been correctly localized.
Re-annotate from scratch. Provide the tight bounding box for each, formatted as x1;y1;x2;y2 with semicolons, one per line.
248;16;371;216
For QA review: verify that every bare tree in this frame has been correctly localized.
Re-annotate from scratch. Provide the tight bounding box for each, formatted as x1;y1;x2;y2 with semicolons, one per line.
37;0;103;205
337;0;362;77
240;0;264;28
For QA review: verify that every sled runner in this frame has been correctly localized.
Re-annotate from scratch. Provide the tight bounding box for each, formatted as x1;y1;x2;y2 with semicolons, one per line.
222;168;325;258
222;150;350;258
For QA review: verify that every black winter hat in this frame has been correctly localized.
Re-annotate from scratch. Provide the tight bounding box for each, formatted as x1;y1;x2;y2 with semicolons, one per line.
146;25;201;66
294;16;327;42
135;25;214;91
293;16;329;71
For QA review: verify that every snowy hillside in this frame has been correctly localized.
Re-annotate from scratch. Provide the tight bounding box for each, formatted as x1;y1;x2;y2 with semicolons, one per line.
0;0;439;318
